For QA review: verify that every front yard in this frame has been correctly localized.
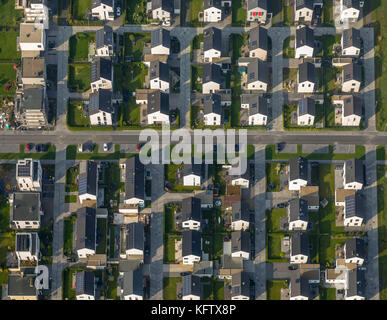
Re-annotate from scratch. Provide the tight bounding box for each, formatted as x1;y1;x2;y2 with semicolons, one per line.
163;277;181;300
189;0;204;26
66;101;90;128
0;32;20;61
0;0;23;27
232;0;246;26
267;280;288;300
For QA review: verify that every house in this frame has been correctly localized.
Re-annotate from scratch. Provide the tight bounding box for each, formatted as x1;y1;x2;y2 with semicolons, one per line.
297;62;316;93
91;0;114;21
240;94;268;126
75;271;95;300
16;159;42;192
203;94;222;126
21;57;45;87
75;207;96;259
231;230;250;260
341;28;361;57
95;26;113;57
7;269;38;300
246;59;268;91
231;272;250;300
248;26;268;60
335;188;356;207
146;90;170;125
151;28;170;55
182;230;202;265
288;199;309;231
204;0;222;22
194;190;214;209
90;57;112;93
300;186;319;211
23;0;49;29
231;202;250;231
15;232;40;261
343;158;364;190
89;89;114;126
289;156;309;191
182;197;202;230
290;232;309;264
341;95;362;126
120;223;144;259
18;86;48;128
10;192;42;230
149;61;170;92
182;162;202;186
121;268;144;300
203;27;222;63
325;268;347;285
230;166;250;188
340;0;360;21
217;254;244;279
297;97;315;126
295;0;313;22
152;0;173;23
344;192;364;227
345;268;365;300
344;238;365;265
295;25;314;58
246;0;268;23
19;23;45;54
78;161;98;204
290;276;310;300
182;275;202;300
202;63;223;94
342;63;361;93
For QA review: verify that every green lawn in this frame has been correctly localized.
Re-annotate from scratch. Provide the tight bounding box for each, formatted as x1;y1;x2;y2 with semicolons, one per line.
65;195;77;203
189;0;204;26
72;0;91;20
123;33;151;62
63;216;76;257
114;62;147;93
191;34;203;61
283;104;324;130
66;166;79;192
266;209;286;233
283;36;295;58
319;236;349;267
164;236;176;263
281;0;292;26
96;218;107;254
104;265;119;299
68;63;91;92
0;63;17;95
266;162;287;192
164;204;177;234
124;0;147;24
267;234;286;261
320;287;336;300
62;268;76;300
377;165;387;299
0;232;14;268
69;32;95;61
191;65;203;92
232;0;246;25
267;280;288;300
67;101;91;128
118;98;141;126
163;203;181;263
0;32;20;61
163;277;181;300
322;0;334;26
0;0;23;27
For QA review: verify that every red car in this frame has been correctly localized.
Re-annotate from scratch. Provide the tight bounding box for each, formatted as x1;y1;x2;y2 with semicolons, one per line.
136;144;143;152
25;144;32;151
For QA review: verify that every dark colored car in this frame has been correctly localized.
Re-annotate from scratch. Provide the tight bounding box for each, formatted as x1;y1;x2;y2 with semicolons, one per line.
288;265;298;270
277;202;288;208
277;143;285;152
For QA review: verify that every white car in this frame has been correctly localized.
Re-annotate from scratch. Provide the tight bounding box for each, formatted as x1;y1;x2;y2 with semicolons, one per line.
116;7;121;16
162;20;171;26
78;144;83;152
103;143;108;152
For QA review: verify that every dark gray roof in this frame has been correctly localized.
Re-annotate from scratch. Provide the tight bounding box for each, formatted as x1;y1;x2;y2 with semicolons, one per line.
119;260;142;273
231;272;250;298
232;202;250;222
231;230;250;254
151;28;170;49
125;222;144;252
183;275;202;298
342;28;361;50
152;0;173;12
250;95;268;116
16;233;37;255
124;156;145;200
298;97;315;116
289;198;308;222
290;276;310;298
182;197;202;222
89;89;113;115
182;230;202;257
289;156;308;181
149;60;169;82
345;238;366;260
12;192;40;222
79;161;98;196
247;59;268;84
203;63;223;85
343;63;361;83
203;93;222;116
296;25;314;49
291;232;309;256
204;0;221;10
91;57;112;82
92;0;113;9
96;25;113;49
296;0;313;10
249;26;268;52
147;90;169;115
298;62;316;83
182;161;203;177
22;86;44;111
203;27;222;52
75;207;96;251
76;271;95;297
122;269;143;297
343;95;362;117
343;0;360;10
7;271;37;297
345;192;365;219
346;268;365;298
345;158;364;185
247;0;268;11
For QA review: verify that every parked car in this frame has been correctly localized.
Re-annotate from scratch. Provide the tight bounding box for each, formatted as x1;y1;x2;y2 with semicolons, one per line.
136;143;143;152
116;7;121;16
288;265;298;270
277;202;288;208
25;144;33;151
103;143;109;152
277;143;285;152
78;144;83;152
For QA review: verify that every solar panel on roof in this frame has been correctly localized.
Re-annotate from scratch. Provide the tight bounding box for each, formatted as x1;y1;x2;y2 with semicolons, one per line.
79;177;87;195
249;73;255;79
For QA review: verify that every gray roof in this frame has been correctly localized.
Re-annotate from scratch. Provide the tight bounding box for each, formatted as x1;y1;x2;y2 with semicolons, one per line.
183;275;202;298
203;27;222;52
89;89;113;115
78;161;98;197
182;161;203;177
22;86;44;111
147;90;169;115
247;0;268;11
12;192;40;222
16;233;37;255
231;272;250;298
182;197;202;222
7;270;37;297
298;97;315;116
345;192;365;219
76;271;95;297
289;198;308;222
289;156;308;181
249;26;268;52
290;276;310;298
203;93;222;116
231;230;250;254
125;222;144;252
75;207;96;251
152;0;173;12
347;268;365;298
96;25;113;49
151;28;170;49
296;25;314;49
345;238;365;260
343;0;360;10
204;0;221;10
247;59;268;84
232;202;250;222
241;94;268;116
92;0;113;9
124;156;145;201
291;232;309;256
91;57;112;82
298;62;316;83
343;63;361;83
296;0;313;10
203;63;223;85
182;230;202;257
343;95;362;117
119;260;142;273
149;60;169;82
122;269;143;297
342;28;361;50
345;158;364;185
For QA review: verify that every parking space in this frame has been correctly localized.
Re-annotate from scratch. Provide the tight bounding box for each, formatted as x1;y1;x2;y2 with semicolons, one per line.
277;143;297;154
98;143;115;153
302;144;329;154
120;144;138;154
0;144;19;153
333;144;355;154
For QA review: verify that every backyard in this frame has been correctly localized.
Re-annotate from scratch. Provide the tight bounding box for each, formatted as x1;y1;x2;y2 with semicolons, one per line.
0;0;23;27
163;203;181;263
67;101;91;128
189;0;204;26
71;0;91;21
68;63;91;92
63;216;76;257
267;280;288;300
123;32;151;62
96;218;107;254
232;0;246;26
191;65;203;92
124;0;147;24
163;277;181;300
114;62;148;93
0;64;17;96
69;32;95;61
0;32;20;61
65;166;79;192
